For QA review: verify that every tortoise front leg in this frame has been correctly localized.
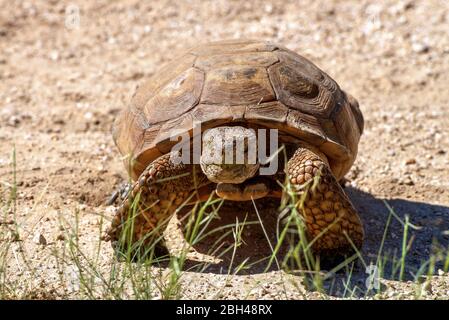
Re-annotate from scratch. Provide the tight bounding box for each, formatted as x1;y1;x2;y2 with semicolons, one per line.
106;153;209;254
286;146;364;255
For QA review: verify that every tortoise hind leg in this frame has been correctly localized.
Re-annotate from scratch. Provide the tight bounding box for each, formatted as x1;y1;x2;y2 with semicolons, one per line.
106;153;209;259
286;146;364;257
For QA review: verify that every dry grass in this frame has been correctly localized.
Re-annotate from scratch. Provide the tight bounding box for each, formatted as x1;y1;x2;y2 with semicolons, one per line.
1;149;448;300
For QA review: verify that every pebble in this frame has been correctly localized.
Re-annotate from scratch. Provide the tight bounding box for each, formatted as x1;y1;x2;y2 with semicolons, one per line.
404;179;414;186
412;42;430;54
33;232;47;245
56;234;65;241
49;50;59;61
421;281;432;295
404;158;416;165
399;176;414;186
8;116;20;127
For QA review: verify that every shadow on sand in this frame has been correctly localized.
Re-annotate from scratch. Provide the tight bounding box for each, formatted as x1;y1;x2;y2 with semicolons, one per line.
172;186;448;296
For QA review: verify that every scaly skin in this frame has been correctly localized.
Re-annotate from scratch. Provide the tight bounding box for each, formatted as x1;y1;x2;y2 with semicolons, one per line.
106;153;209;249
286;146;364;254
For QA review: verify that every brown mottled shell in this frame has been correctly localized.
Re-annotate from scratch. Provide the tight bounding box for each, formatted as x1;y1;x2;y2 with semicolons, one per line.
113;40;364;181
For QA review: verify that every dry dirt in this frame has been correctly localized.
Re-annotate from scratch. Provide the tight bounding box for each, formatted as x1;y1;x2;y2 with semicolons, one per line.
0;0;448;299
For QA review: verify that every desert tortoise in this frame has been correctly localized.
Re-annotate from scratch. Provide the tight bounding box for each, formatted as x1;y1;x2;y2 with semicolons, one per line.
107;39;364;256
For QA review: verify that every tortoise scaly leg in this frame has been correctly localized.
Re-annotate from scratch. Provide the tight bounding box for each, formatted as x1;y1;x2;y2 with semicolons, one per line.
286;146;364;256
106;153;209;257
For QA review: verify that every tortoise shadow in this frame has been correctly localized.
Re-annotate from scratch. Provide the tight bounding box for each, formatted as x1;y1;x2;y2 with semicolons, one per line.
173;187;449;297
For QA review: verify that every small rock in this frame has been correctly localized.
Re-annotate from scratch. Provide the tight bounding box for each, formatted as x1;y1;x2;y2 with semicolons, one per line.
7;116;20;127
49;51;59;61
412;42;430;54
399;176;414;186
437;269;445;276
84;111;93;120
33;232;47;245
56;234;65;241
405;158;416;165
421;281;432;295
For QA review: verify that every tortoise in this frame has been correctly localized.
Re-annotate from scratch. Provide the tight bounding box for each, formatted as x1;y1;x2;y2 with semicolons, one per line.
106;39;364;257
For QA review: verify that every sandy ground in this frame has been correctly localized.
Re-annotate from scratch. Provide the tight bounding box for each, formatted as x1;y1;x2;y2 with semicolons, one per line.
0;0;448;299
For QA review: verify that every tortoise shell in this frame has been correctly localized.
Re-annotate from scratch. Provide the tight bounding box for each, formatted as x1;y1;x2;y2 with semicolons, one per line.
113;39;364;181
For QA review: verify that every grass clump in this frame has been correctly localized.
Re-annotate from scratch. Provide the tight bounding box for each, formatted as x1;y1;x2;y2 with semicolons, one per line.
0;148;448;299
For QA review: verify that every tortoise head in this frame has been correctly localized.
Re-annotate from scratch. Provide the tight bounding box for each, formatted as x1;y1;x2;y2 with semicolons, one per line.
200;126;260;184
